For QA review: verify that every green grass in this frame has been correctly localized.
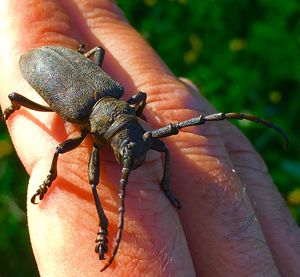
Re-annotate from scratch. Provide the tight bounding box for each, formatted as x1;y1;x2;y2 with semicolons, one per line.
0;0;299;275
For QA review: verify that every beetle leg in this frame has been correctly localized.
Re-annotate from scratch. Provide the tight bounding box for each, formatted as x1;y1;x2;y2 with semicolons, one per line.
150;138;181;209
77;43;85;54
1;92;53;120
148;112;288;145
83;46;105;67
31;132;87;204
88;143;109;260
127;92;147;120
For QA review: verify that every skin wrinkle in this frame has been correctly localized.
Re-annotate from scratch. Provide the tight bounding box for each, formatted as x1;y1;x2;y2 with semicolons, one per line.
175;162;276;274
114;207;183;276
16;1;71;48
134;79;182;96
235;164;269;176
9;112;62;173
80;0;125;21
87;7;128;27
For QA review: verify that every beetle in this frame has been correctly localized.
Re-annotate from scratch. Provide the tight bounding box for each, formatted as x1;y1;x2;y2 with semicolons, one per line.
0;45;288;271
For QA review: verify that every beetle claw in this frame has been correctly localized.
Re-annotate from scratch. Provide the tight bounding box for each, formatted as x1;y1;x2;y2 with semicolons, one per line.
0;110;11;121
30;183;48;204
95;243;107;260
31;192;40;204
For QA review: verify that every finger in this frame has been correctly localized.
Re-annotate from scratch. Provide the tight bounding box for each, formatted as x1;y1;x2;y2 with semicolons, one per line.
0;1;194;276
216;103;300;275
180;78;300;275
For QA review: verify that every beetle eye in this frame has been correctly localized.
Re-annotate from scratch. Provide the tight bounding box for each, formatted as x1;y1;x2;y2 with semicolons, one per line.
143;132;151;141
120;139;129;149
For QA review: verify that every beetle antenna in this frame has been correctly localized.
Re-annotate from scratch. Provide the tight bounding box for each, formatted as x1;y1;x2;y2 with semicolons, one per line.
100;155;132;272
150;112;289;148
218;112;289;148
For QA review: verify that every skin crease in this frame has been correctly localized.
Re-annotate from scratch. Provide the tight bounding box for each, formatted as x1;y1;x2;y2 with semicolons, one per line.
1;0;300;276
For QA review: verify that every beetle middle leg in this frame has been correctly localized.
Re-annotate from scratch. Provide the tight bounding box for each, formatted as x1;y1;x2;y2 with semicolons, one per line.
127;92;147;120
150;138;181;209
0;92;53;120
31;132;87;204
81;46;105;67
88;143;109;260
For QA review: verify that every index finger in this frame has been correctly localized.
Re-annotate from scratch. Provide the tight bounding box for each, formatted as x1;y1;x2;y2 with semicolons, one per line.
0;1;195;276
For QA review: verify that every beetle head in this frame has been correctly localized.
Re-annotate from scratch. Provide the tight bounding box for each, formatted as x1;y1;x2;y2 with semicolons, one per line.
118;133;152;170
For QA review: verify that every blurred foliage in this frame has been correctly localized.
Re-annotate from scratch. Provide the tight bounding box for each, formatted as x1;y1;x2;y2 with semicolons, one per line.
117;0;300;220
0;0;299;275
0;124;36;276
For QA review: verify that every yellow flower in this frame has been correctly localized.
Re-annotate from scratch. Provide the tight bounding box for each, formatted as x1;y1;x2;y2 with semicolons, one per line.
288;189;300;205
229;38;247;52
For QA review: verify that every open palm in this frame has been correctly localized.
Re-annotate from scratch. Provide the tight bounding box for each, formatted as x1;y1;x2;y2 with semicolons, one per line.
1;1;300;276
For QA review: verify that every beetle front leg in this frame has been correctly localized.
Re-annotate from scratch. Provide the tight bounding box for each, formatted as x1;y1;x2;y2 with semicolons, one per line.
88;143;109;260
31;132;87;204
151;138;181;209
1;92;53;120
127;92;147;120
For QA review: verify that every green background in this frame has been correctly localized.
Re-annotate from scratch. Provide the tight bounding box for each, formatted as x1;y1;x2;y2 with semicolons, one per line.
1;0;299;276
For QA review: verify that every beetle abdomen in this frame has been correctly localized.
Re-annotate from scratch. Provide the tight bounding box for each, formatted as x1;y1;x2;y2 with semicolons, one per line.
19;46;124;123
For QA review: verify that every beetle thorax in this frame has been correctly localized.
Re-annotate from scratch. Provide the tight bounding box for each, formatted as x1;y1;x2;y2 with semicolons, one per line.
89;97;152;167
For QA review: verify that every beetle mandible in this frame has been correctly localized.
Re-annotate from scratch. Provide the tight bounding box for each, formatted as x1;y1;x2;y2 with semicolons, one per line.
0;45;288;271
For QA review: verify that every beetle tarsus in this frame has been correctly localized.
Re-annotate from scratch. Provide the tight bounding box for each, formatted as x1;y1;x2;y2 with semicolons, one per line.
95;227;109;260
0;103;21;121
30;177;52;204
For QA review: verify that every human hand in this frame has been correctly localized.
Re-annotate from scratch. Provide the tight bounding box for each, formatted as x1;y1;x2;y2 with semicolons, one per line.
1;1;300;276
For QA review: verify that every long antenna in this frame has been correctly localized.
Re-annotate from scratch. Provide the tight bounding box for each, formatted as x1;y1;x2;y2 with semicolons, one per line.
150;112;289;147
100;156;132;272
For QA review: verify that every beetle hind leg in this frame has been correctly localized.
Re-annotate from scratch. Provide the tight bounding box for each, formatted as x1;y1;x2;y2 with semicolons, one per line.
88;143;109;260
31;132;87;204
1;92;53;121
